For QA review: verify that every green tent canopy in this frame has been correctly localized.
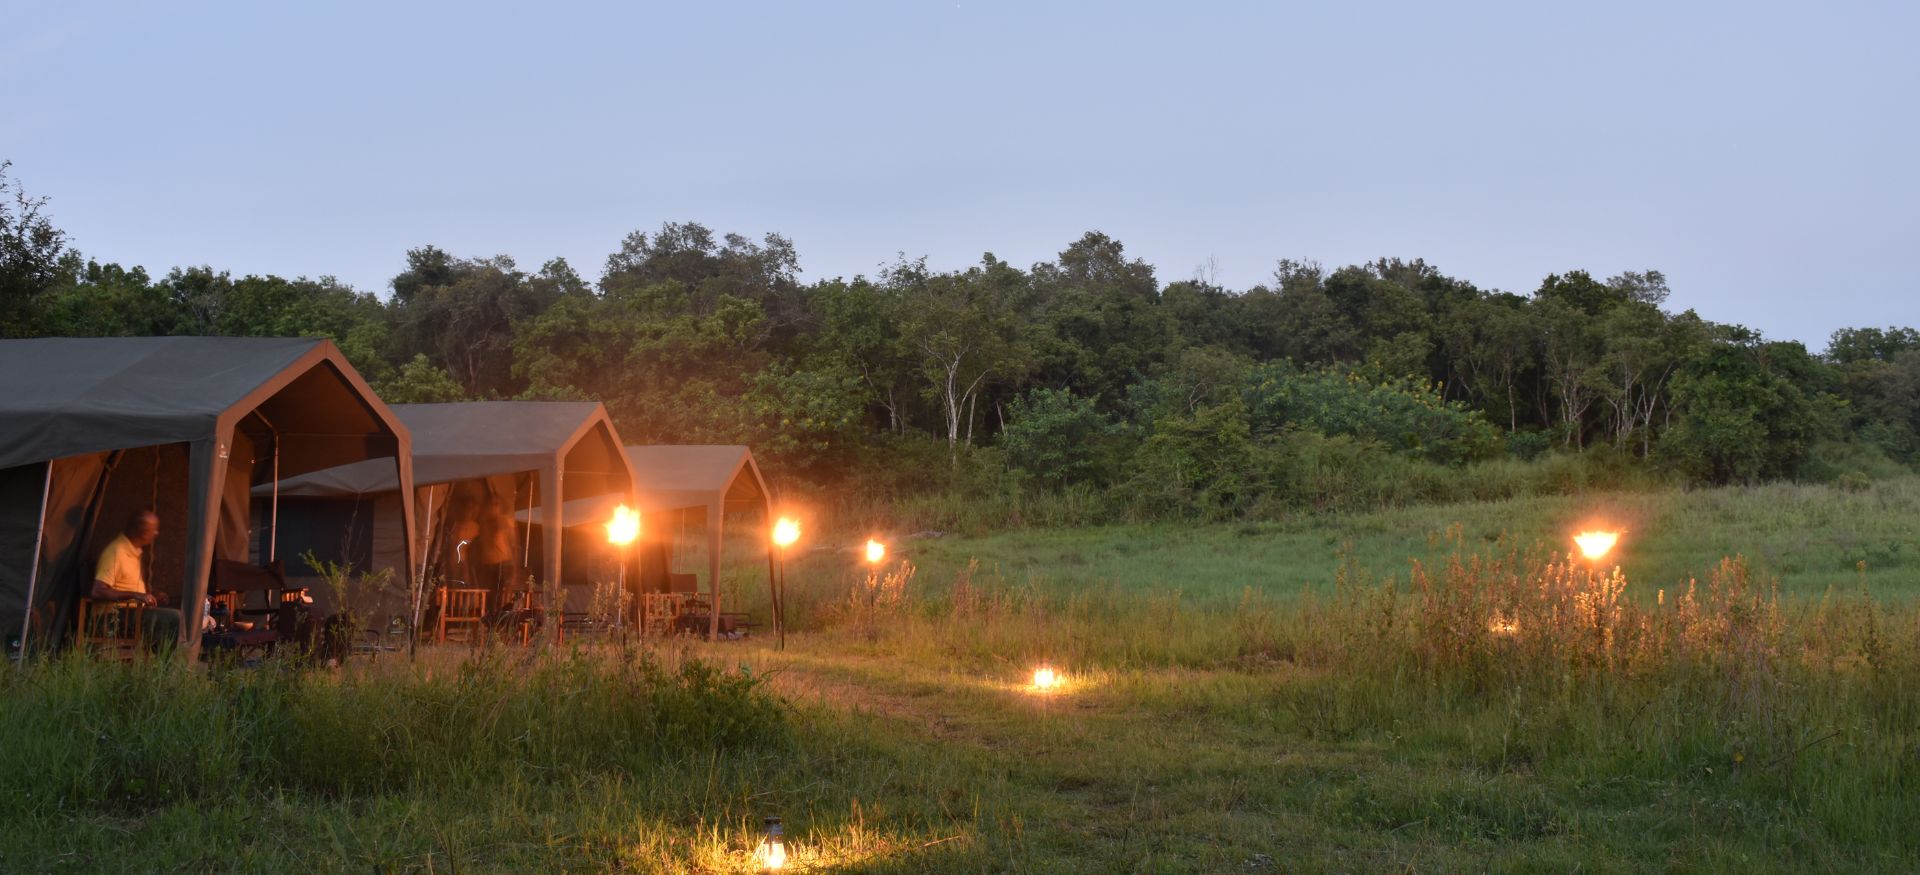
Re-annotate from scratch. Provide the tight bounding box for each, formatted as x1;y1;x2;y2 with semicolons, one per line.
0;337;414;660
262;402;636;626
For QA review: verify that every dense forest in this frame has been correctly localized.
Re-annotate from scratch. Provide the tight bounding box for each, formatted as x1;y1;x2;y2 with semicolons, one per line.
4;162;1917;525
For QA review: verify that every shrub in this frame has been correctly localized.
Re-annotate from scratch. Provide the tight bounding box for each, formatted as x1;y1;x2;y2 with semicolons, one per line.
999;388;1122;488
1240;362;1501;465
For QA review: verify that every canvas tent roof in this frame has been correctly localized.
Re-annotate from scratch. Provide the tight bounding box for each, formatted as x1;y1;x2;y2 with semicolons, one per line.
259;401;634;603
516;445;768;525
0;337;414;659
266;401;629;496
514;445;773;641
0;336;400;477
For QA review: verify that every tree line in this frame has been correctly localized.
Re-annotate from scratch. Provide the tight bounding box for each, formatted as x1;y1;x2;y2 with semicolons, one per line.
4;162;1916;520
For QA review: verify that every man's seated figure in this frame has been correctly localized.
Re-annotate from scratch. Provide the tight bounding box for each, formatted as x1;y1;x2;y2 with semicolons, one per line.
91;510;182;650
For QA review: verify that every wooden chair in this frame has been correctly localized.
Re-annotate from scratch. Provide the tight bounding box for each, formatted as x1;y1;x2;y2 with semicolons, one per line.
435;587;488;645
75;598;146;661
503;589;544;646
641;592;689;637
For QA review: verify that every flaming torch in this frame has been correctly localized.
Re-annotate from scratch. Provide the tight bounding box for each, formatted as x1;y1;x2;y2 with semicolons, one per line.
605;504;641;548
770;516;801;650
1573;530;1620;563
606;505;640;635
865;538;886;565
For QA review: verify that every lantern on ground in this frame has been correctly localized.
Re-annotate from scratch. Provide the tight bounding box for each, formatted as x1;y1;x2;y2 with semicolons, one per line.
757;815;787;872
1573;530;1620;563
1032;665;1059;692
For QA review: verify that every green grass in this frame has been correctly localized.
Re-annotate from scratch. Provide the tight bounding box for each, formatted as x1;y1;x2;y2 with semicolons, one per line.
804;475;1920;607
7;477;1920;872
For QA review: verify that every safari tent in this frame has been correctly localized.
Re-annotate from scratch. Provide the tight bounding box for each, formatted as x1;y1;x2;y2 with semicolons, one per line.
519;445;774;639
264;401;636;625
0;337;415;661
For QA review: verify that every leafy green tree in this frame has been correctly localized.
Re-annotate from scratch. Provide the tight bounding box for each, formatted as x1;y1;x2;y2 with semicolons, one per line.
1666;337;1833;484
375;353;467;403
810;277;918;433
1441;293;1536;431
0;161;70;338
1828;327;1920;365
739;360;868;477
388;249;563;397
1235;259;1360;365
1241;362;1500;465
1000;389;1121;488
602;222;805;346
1591;304;1706;454
1534;296;1604;448
1030;232;1173;404
1827;326;1920;464
1123;397;1258;518
1124;346;1251;425
38;260;173;337
892;255;1039;454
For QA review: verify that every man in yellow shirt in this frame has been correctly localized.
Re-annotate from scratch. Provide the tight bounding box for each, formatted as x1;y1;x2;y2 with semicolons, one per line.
91;510;181;649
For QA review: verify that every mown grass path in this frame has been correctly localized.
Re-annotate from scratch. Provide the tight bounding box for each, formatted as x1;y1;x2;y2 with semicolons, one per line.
734;644;1762;873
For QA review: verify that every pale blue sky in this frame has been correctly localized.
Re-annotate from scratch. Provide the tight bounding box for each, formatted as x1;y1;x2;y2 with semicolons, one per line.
4;0;1915;346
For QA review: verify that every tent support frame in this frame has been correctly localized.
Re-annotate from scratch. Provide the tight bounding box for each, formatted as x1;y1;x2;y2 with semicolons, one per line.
16;463;53;657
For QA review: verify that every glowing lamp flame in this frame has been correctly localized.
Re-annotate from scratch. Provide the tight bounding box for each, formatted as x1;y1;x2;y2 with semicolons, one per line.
772;517;801;549
1032;666;1059;692
865;538;886;564
759;839;785;871
1573;530;1620;561
605;504;640;546
757;816;786;872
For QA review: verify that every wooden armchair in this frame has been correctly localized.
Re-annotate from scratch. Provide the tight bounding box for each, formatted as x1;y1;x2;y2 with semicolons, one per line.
75;598;146;660
503;589;545;646
641;592;689;637
435;587;488;645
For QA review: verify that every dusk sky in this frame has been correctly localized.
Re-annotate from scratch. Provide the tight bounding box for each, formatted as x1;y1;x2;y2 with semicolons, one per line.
4;0;1915;348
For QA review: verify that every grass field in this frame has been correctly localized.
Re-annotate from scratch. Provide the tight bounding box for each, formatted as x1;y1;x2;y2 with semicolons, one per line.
6;477;1919;872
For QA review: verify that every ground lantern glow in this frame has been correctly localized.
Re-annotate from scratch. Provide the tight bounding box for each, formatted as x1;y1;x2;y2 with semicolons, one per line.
865;538;886;564
1032;666;1059;691
758;816;786;871
773;517;801;549
605;504;640;546
1573;530;1620;561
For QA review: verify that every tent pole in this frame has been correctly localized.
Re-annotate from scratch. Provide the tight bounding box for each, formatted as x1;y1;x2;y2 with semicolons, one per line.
248;409;281;563
708;504;722;642
766;521;780;650
522;474;534;561
268;422;279;563
412;483;439;649
417;485;438;586
16;463;53;658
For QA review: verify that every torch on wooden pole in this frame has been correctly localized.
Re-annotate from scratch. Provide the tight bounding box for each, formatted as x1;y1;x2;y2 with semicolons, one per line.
771;517;800;650
606;505;640;646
